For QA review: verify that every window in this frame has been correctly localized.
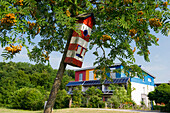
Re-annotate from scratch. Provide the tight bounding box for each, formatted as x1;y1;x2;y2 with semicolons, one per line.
104;86;108;91
89;71;94;80
105;97;108;101
148;78;152;82
110;68;116;79
76;45;86;59
79;73;83;81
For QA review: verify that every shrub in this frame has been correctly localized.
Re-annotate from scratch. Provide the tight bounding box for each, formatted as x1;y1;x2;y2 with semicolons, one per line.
87;95;102;108
153;103;170;112
72;86;82;107
153;105;161;110
11;87;44;110
108;95;120;108
54;89;70;109
98;101;105;108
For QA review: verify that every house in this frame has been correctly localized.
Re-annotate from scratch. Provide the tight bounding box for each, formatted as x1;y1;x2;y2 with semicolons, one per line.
66;63;155;107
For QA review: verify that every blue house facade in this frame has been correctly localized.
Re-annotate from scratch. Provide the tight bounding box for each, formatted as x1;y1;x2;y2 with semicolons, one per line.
66;63;155;107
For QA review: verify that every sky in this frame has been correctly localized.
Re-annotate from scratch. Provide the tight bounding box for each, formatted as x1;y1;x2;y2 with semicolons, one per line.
0;30;169;83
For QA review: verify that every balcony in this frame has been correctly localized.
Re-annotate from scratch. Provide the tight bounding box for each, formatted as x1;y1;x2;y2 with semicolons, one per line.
102;90;114;94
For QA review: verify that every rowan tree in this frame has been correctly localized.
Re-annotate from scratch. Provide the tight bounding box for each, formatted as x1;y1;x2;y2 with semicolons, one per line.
0;0;170;113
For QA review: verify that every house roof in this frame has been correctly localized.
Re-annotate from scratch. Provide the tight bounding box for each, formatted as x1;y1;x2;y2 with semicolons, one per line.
105;77;130;84
66;81;84;87
66;77;130;87
141;68;156;78
83;80;101;86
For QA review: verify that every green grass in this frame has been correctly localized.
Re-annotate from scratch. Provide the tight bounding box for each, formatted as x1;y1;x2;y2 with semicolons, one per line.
0;108;147;113
0;108;41;113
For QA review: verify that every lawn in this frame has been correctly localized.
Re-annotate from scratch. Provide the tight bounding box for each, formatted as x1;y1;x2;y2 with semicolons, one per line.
0;108;151;113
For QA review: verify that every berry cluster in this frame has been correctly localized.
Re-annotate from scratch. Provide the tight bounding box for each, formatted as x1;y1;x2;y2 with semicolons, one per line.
137;18;146;24
123;0;132;4
42;51;50;61
137;11;144;15
129;29;137;38
49;0;55;4
14;0;23;6
149;18;162;27
5;44;23;55
0;13;17;27
101;35;111;42
163;2;168;7
27;21;35;30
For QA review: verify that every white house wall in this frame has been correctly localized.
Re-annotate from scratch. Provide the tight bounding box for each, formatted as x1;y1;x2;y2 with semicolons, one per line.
131;82;154;107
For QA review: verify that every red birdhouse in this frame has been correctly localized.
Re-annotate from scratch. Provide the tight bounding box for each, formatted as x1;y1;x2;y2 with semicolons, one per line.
64;13;95;67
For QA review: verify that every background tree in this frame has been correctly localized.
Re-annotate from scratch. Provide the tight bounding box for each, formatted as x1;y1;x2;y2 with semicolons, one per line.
0;62;73;110
148;83;170;112
0;0;169;112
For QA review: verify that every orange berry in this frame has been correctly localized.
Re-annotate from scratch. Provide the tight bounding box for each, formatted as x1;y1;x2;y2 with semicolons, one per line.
129;29;137;37
27;21;31;24
46;51;48;54
101;34;111;42
163;2;168;7
42;53;45;57
133;47;136;53
76;11;79;15
18;48;22;51
156;38;159;42
66;10;71;17
137;11;144;15
155;4;159;8
19;44;23;48
147;50;150;54
45;56;50;60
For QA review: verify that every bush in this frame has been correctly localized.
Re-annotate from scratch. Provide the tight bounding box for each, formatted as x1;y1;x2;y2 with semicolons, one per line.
54;89;70;109
108;95;120;108
87;95;102;108
153;103;170;112
153;105;161;110
72;86;82;107
11;87;44;110
98;101;105;108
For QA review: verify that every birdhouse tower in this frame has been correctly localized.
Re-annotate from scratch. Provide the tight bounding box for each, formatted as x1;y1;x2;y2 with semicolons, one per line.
64;13;95;68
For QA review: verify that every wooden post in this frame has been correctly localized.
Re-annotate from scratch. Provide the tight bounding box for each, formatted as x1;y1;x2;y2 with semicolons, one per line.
105;102;107;109
69;97;72;108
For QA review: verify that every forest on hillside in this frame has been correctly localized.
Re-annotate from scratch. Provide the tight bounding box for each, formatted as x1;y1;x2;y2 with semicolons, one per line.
0;62;74;110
